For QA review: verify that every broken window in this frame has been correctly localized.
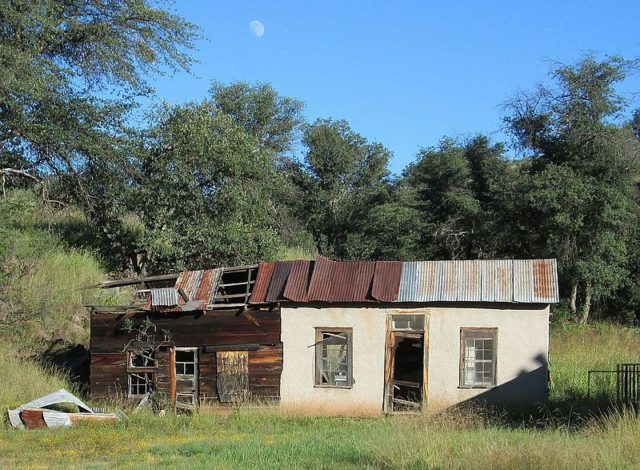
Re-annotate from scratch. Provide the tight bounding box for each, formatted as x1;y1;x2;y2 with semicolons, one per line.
391;315;424;331
315;329;352;387
460;328;497;388
127;349;156;397
128;349;156;368
128;372;154;396
175;349;196;376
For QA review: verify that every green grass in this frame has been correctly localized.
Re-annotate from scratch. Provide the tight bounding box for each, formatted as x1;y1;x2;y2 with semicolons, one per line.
2;322;640;469
550;322;640;402
0;190;120;350
0;340;74;413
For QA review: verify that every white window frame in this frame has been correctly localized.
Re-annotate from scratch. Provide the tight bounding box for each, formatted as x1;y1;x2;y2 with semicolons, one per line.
460;328;497;389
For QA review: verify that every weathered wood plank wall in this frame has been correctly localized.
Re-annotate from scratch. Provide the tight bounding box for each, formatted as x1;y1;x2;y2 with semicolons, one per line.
90;308;282;401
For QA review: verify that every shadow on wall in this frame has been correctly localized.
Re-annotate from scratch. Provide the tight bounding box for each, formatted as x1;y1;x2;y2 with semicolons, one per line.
457;353;549;408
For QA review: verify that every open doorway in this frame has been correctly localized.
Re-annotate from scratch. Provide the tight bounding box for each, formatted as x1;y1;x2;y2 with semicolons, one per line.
385;314;426;412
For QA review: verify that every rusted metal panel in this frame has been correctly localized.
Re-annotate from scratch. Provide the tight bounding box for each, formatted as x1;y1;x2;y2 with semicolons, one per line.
194;268;223;303
371;261;402;302
249;262;275;304
175;270;202;301
306;256;334;302
513;259;535;303
438;261;458;301
307;256;375;302
397;259;557;303
493;259;513;302
283;260;313;302
417;261;438;302
456;259;482;302
532;259;559;303
265;261;293;302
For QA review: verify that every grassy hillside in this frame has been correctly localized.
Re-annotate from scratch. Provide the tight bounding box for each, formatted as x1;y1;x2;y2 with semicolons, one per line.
0;190;117;350
1;322;639;469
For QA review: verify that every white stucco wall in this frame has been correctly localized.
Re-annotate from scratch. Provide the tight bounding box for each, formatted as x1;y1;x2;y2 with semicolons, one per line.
280;304;550;415
280;306;387;415
426;305;550;409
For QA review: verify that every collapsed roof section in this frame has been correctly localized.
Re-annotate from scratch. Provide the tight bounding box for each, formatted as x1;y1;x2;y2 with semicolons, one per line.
94;257;559;313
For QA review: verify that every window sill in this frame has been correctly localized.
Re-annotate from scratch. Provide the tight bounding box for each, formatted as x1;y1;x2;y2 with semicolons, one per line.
314;384;353;390
458;385;496;390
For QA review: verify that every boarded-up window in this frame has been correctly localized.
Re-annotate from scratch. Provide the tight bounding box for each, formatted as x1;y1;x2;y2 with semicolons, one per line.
315;329;352;387
216;351;249;403
460;328;497;388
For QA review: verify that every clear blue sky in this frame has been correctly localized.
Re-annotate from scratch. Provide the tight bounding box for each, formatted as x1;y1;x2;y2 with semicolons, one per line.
151;1;640;173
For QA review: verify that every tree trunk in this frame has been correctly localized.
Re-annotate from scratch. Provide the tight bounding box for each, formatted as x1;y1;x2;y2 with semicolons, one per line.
570;281;578;317
579;282;592;324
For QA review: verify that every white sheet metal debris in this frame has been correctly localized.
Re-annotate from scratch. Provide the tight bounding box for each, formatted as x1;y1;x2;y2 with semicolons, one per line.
7;389;124;430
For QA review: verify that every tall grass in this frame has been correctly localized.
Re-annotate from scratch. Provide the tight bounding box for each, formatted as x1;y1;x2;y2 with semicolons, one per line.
0;190;118;350
550;322;640;401
0;340;73;412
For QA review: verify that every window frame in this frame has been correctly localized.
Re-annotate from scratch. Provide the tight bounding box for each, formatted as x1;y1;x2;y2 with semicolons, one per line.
174;347;198;377
128;372;154;397
314;327;353;389
127;348;157;397
459;327;497;389
390;314;425;332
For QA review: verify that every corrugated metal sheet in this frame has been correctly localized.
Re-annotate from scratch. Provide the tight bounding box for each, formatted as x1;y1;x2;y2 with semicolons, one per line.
139;257;559;309
306;256;375;302
457;259;481;302
194;268;223;303
283;260;313;302
265;261;293;302
150;288;180;307
398;259;558;304
249;262;275;304
371;261;402;302
533;259;559;303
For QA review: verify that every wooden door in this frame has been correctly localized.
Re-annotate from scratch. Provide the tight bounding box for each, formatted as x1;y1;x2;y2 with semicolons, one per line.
174;347;198;409
217;350;249;403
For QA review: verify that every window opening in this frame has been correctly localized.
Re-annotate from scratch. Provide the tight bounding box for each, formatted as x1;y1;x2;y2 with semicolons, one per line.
460;328;497;388
315;329;352;387
391;315;424;331
175;349;196;376
128;372;153;396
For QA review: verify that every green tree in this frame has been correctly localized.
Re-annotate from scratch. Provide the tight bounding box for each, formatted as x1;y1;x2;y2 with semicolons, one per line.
405;136;509;260
0;0;198;266
137;100;286;272
210;82;304;155
505;56;640;323
296;119;391;258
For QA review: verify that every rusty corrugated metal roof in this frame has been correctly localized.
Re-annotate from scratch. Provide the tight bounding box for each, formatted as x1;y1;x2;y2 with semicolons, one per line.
194;268;223;303
249;262;275;304
371;261;402;302
138;257;558;311
306;256;375;302
283;260;313;302
265;261;293;302
398;259;558;303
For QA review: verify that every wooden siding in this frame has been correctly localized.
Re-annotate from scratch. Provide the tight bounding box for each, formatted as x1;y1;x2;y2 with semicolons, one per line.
90;308;282;401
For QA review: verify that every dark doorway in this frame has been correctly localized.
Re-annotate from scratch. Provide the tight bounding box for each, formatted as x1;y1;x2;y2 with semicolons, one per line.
389;333;424;411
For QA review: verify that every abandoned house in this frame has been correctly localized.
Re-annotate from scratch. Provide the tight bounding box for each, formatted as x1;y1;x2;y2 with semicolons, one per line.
89;256;559;414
